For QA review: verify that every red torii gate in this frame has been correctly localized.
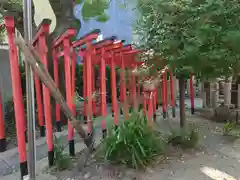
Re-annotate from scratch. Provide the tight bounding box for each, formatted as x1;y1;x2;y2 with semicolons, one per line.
32;19;55;166
4;16;28;177
52;28;78;157
72;29;100;137
94;43;143;119
75;35;143;136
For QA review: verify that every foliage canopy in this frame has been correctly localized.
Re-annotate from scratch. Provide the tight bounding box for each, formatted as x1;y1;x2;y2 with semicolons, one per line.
134;0;240;79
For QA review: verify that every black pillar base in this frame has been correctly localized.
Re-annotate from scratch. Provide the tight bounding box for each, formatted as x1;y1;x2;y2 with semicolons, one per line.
69;140;75;156
25;131;28;143
102;129;107;139
39;126;45;137
129;107;133;113
172;107;176;118
112;110;114;117
120;108;123;115
56;121;62;132
153;113;157;122
0;138;6;152
191;107;195;115
20;161;28;179
163;111;167;119
156;103;159;110
84;116;87;124
48;150;54;166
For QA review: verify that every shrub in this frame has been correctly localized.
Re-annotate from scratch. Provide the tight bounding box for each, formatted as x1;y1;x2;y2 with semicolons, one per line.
223;121;240;137
96;111;166;169
53;136;71;171
223;121;234;135
168;126;199;149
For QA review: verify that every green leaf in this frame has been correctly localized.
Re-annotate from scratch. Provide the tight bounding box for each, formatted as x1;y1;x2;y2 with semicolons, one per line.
134;0;240;78
75;0;84;4
96;13;109;22
82;0;109;21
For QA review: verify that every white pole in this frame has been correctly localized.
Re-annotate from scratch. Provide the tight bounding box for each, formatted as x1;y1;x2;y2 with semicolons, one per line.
23;0;36;179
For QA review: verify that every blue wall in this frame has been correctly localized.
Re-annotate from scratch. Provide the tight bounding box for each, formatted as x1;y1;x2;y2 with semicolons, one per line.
74;0;136;44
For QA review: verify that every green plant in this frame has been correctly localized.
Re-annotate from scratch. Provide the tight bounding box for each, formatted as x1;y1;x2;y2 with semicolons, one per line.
96;111;166;169
168;126;199;149
135;0;240;127
223;121;234;135
223;121;240;137
53;136;71;171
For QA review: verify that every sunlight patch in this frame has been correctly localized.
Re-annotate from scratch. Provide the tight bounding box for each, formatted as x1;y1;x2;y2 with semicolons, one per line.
200;166;237;180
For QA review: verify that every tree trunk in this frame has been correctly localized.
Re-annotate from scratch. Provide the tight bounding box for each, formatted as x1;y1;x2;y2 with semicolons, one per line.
179;75;186;128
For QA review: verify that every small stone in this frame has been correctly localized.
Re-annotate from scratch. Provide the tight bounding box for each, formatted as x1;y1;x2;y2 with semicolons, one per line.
146;168;154;173
84;172;91;180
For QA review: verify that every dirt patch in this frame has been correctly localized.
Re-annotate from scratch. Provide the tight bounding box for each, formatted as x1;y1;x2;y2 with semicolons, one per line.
44;145;201;180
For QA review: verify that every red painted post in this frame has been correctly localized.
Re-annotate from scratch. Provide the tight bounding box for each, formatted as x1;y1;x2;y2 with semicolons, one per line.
120;53;128;118
190;73;195;114
110;51;119;126
99;48;107;138
0;90;6;152
52;48;61;132
143;91;147;116
92;65;97;117
71;49;77;117
33;21;54;166
137;74;141;101
147;91;153;125
155;85;159;110
153;89;157;121
170;71;176;117
131;71;138;112
34;74;45;136
128;70;132;111
85;41;93;135
53;28;77;157
33;40;44;138
39;36;54;165
5;16;28;177
162;72;167;118
164;72;168;108
63;38;75;156
83;57;87;122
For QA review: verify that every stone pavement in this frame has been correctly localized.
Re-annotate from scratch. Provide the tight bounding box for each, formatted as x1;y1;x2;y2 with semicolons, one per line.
142;115;240;180
0;126;102;180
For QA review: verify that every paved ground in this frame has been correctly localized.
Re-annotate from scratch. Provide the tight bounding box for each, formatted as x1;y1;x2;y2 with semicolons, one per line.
1;98;240;180
142;115;240;180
